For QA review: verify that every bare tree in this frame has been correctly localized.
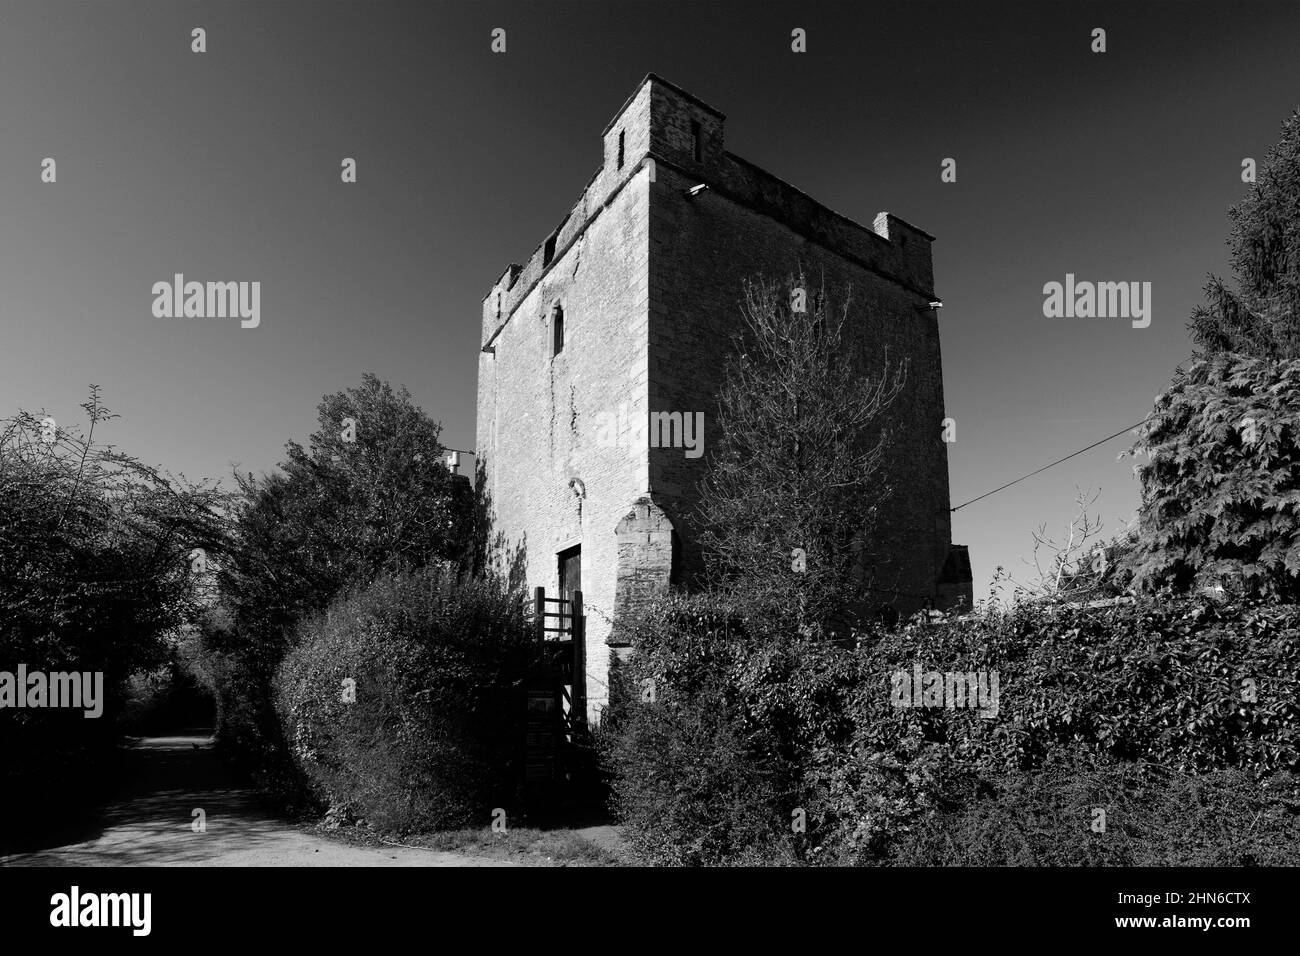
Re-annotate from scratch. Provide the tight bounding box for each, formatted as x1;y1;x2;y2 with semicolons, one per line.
1001;487;1118;601
695;272;907;632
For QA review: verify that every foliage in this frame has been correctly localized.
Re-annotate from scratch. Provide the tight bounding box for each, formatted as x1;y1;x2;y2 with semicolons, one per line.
600;596;802;863
603;678;794;865
889;758;1300;866
216;373;472;660
404;825;624;866
854;596;1299;777
1190;109;1300;359
274;566;539;833
999;487;1125;602
119;631;216;735
1125;355;1300;600
694;274;907;631
603;593;874;865
603;592;1300;864
207;374;472;794
0;389;225;829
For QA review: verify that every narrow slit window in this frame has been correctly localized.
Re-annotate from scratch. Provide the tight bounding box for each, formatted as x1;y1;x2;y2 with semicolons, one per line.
543;234;557;266
552;304;565;356
617;129;625;169
691;120;702;162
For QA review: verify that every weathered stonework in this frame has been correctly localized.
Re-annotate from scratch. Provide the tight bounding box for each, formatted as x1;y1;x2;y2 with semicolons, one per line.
612;495;678;634
476;74;972;723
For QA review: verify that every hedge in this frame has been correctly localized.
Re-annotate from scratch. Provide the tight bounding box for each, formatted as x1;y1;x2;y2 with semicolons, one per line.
604;592;1300;864
274;567;538;833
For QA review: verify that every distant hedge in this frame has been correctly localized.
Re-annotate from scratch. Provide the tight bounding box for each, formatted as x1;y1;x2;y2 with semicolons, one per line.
603;593;1300;864
274;567;538;833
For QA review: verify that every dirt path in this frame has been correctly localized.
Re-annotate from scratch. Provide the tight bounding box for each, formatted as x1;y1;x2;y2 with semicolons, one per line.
2;734;517;867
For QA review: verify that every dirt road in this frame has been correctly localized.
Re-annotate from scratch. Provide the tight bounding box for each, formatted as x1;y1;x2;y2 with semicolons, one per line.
2;734;516;867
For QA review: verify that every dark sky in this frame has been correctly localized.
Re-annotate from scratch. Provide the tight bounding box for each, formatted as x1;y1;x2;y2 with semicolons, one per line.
3;0;1298;596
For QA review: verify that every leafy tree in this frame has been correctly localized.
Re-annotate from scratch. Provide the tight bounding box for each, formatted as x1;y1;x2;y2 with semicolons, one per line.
1126;355;1300;600
216;373;472;660
0;388;225;831
694;273;907;631
209;374;471;793
1132;109;1300;600
1;387;225;688
1190;109;1300;359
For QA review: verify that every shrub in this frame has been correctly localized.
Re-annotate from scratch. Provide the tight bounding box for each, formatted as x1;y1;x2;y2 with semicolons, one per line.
604;681;796;865
274;566;538;833
602;593;860;864
209;646;311;808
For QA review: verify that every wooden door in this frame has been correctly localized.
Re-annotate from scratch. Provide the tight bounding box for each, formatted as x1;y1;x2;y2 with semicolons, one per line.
558;546;581;634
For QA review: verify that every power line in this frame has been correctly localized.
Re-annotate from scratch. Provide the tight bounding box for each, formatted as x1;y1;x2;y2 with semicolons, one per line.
949;354;1200;513
950;417;1151;512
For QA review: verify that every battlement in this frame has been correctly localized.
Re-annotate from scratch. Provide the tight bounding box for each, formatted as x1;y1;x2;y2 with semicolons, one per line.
707;156;936;296
481;73;937;348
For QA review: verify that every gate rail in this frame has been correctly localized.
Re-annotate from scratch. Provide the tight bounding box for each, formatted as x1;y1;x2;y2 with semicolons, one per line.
523;588;586;789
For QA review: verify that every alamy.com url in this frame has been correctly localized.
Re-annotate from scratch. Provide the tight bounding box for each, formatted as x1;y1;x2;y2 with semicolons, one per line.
1115;915;1250;929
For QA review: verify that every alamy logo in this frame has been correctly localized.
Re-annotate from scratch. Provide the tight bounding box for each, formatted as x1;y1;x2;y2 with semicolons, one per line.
891;664;999;719
0;666;103;718
50;886;151;936
151;274;261;328
1042;273;1151;328
592;403;704;458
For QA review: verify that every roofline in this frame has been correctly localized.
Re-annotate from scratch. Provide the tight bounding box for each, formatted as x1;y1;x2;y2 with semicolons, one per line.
725;151;938;243
881;212;937;242
601;72;726;136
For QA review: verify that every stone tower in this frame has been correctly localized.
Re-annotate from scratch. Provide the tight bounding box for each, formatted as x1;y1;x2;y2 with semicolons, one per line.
476;74;971;723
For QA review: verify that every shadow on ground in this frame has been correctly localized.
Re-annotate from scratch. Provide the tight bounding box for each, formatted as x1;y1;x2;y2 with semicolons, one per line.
2;733;516;867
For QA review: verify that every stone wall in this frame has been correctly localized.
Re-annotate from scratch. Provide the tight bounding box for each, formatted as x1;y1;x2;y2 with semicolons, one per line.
476;155;653;723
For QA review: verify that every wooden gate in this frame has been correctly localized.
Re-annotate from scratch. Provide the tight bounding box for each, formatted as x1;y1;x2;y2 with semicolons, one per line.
524;587;586;788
